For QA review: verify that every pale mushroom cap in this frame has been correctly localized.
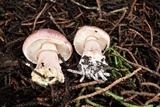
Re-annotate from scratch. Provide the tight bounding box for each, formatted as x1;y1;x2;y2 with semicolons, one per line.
22;28;72;64
73;26;110;55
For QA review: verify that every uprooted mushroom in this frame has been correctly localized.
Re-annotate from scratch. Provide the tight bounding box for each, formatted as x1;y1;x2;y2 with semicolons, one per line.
68;26;111;82
22;28;72;87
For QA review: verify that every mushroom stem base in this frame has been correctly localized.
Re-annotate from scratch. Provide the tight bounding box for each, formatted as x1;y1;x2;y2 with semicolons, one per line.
32;50;64;87
68;55;111;82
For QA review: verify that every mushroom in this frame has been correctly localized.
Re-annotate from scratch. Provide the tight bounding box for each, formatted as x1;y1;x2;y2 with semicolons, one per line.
68;26;111;82
22;28;72;87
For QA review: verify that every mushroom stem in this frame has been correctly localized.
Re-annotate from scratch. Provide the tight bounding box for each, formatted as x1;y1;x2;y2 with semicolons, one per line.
82;37;103;61
67;26;111;82
31;42;64;87
36;50;61;71
40;42;57;51
77;37;110;82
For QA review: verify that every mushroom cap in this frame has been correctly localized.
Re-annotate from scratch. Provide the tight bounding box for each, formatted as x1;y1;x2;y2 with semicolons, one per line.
22;28;72;64
73;26;110;55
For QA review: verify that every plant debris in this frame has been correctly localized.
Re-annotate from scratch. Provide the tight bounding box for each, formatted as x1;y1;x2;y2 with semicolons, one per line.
0;0;160;107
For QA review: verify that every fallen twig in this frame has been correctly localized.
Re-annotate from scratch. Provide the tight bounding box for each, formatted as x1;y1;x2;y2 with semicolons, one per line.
112;53;160;77
70;80;105;90
145;93;160;105
32;3;48;31
48;12;66;36
69;67;142;103
115;46;138;64
129;28;160;72
96;0;102;19
141;82;160;90
70;0;98;10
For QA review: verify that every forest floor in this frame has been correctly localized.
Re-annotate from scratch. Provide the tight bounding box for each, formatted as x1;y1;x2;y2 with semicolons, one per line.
0;0;160;107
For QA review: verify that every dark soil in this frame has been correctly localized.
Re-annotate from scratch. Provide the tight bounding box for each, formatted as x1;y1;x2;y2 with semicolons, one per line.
0;0;160;107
